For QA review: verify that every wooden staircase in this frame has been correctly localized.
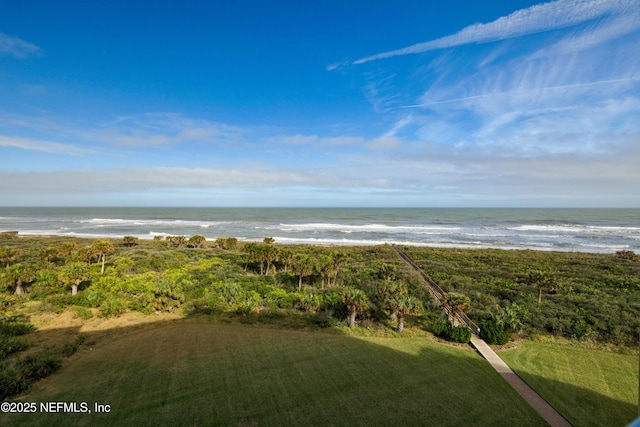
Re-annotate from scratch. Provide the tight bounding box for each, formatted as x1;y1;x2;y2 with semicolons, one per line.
389;244;480;335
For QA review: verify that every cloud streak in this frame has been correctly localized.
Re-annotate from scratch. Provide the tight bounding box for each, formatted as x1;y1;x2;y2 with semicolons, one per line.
404;77;640;108
0;135;93;155
102;113;244;147
0;32;42;58
353;0;638;65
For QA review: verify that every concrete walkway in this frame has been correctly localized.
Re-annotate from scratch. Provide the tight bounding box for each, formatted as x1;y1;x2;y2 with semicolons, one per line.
470;336;573;427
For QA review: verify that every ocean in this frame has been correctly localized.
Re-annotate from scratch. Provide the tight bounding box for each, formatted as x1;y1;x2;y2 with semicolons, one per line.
0;207;639;253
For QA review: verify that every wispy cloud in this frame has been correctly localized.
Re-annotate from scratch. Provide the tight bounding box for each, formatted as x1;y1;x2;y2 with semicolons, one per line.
353;0;639;65
100;113;244;147
0;32;42;58
0;112;245;150
405;77;640;108
0;166;342;194
0;135;92;155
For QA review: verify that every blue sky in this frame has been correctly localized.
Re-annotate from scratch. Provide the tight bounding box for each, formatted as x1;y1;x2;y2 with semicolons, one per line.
1;0;639;207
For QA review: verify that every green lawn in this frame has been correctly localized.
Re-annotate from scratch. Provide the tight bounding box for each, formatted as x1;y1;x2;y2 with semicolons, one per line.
2;319;546;427
500;340;639;427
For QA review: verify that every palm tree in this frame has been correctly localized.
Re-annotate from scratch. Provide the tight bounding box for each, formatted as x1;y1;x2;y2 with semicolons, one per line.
387;295;422;333
377;263;397;281
317;255;333;289
278;249;293;272
56;242;78;258
525;271;555;304
241;242;258;271
341;288;369;328
223;237;238;250
74;246;98;266
291;254;315;290
91;240;114;274
378;282;407;321
166;235;187;248
0;247;21;268
2;264;36;295
59;262;90;295
262;245;280;275
330;252;347;287
250;244;280;275
187;235;206;248
445;292;471;324
123;236;139;247
38;247;58;263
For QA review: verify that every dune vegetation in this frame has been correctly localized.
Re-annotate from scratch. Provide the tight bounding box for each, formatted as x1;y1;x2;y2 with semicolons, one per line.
1;234;639;425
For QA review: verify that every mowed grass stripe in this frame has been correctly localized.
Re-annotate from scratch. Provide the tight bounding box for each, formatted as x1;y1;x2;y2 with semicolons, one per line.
501;341;638;427
3;320;546;426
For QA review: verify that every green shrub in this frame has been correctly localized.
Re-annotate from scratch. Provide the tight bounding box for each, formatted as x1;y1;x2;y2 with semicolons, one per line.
0;365;29;400
148;278;185;313
99;296;127;317
0;336;30;359
73;306;93;320
236;299;259;316
82;288;107;307
432;318;472;343
0;231;19;240
62;335;87;357
0;321;35;337
265;287;298;309
17;350;62;382
184;294;228;316
44;294;77;310
257;307;289;322
446;325;471;343
213;281;243;306
296;292;321;313
615;250;637;261
479;321;511;345
311;310;337;328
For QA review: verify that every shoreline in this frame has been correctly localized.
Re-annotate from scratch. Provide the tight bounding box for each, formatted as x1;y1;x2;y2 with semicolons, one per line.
2;232;631;255
1;207;638;254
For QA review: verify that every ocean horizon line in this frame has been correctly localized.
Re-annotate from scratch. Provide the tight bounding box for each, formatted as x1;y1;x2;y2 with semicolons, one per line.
1;206;639;210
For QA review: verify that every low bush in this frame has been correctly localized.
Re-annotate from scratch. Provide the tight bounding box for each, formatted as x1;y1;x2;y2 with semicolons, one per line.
0;336;30;359
0;321;35;337
44;294;78;311
184;294;228;316
17;350;63;382
311;309;338;328
432;318;472;343
0;365;29;399
99;296;127;318
0;350;63;399
479;320;511;345
265;287;298;309
615;250;637;261
73;306;93;320
62;335;87;357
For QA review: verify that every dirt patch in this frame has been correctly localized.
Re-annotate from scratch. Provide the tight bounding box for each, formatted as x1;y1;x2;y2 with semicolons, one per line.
20;310;181;356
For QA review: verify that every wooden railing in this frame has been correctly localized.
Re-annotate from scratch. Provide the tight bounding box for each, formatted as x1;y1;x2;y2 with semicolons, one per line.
389;244;481;335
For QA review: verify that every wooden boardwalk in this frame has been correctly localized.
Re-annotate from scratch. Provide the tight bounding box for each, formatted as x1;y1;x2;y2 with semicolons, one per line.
389;244;573;427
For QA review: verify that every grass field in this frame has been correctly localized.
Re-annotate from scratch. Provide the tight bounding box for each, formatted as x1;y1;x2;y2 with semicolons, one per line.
500;340;639;427
2;317;547;427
